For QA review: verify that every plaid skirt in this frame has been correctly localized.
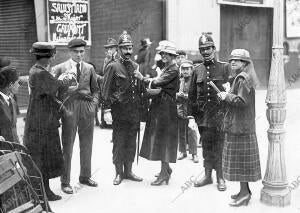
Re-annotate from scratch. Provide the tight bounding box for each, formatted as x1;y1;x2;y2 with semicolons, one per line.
222;133;261;182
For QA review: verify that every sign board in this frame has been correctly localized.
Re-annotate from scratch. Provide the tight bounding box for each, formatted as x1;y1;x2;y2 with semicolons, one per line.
286;0;300;38
47;0;91;45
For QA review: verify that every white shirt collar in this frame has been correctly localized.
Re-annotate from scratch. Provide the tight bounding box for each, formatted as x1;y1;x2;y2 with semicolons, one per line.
0;91;10;105
70;59;82;68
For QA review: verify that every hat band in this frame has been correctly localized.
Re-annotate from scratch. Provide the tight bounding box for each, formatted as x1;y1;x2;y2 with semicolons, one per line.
229;55;250;61
31;48;56;56
119;42;133;47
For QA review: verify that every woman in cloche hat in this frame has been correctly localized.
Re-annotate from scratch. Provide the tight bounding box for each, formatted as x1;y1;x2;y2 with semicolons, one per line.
23;42;75;202
136;41;180;186
218;49;261;207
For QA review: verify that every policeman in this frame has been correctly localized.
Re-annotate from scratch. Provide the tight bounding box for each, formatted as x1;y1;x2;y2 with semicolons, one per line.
189;33;230;191
102;31;143;185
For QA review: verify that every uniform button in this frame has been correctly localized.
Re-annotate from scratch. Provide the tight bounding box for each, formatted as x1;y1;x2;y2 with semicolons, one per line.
207;87;210;90
207;82;209;85
133;91;135;93
208;99;211;102
208;93;210;95
207;72;209;74
207;76;209;79
207;66;209;69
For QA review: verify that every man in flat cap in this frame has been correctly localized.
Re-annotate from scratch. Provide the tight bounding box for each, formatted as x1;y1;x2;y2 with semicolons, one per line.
52;38;99;194
102;31;144;185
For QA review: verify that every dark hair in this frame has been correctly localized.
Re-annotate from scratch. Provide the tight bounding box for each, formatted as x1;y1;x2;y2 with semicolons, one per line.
0;66;19;89
36;55;52;60
176;50;187;56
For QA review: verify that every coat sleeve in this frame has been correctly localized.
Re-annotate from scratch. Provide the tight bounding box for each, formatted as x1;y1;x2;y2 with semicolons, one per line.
151;68;178;88
225;77;251;107
33;71;66;109
51;64;62;78
187;69;198;116
101;64;115;102
89;66;100;104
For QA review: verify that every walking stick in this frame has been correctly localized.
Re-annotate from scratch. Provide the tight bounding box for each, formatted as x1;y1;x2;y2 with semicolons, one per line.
137;125;140;165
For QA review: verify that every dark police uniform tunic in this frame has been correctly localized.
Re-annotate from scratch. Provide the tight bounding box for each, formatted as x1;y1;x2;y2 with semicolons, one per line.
189;59;230;171
102;57;144;164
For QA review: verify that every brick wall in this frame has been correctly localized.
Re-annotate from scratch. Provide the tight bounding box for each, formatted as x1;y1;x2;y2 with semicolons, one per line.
89;0;164;72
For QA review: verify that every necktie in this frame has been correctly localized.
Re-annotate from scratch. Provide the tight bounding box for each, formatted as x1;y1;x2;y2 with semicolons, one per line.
8;98;13;116
76;63;81;82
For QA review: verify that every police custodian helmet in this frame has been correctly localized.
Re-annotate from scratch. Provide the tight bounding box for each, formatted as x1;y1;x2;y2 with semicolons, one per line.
198;33;215;49
118;31;133;47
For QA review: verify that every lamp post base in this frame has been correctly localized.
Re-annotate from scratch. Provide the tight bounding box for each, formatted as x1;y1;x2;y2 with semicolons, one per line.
261;186;291;207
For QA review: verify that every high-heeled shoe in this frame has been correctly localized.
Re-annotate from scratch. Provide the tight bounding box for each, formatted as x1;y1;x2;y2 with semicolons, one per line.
231;190;252;199
231;192;240;199
155;167;172;177
229;194;251;207
151;174;170;186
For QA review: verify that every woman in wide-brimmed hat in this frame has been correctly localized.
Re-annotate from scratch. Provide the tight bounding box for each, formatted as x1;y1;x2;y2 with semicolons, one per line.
135;41;180;186
218;49;261;207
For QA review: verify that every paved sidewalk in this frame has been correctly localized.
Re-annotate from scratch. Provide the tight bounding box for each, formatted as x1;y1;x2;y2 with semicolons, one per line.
15;89;300;213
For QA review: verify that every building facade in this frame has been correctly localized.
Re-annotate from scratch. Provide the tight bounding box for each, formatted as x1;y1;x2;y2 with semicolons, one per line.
0;0;299;106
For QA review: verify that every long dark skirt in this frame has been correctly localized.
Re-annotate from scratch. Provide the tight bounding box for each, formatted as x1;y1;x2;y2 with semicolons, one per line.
24;128;64;179
222;133;261;182
140;95;178;163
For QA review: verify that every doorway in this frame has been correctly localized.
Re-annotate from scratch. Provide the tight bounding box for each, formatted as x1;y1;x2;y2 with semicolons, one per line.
219;5;273;87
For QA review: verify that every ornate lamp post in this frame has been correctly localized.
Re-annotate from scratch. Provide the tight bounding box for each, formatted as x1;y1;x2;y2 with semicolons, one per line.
260;0;291;206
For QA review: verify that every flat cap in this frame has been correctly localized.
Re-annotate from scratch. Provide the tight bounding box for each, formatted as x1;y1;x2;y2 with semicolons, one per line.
180;59;193;68
30;42;56;57
67;38;87;48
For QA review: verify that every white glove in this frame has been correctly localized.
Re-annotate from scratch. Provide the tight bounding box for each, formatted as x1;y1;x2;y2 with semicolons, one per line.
104;110;113;125
0;136;5;141
188;118;197;129
217;91;228;100
222;82;230;92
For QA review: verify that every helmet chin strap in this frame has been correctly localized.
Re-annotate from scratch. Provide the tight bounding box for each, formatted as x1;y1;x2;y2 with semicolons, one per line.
203;52;215;62
120;51;130;61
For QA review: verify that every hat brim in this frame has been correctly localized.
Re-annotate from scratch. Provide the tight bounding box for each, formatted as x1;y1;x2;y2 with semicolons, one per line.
180;63;193;68
118;43;133;47
104;44;118;48
158;50;178;56
229;56;251;62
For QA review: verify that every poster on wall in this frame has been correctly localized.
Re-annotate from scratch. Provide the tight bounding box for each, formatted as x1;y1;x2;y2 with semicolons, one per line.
47;0;91;45
286;0;300;38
